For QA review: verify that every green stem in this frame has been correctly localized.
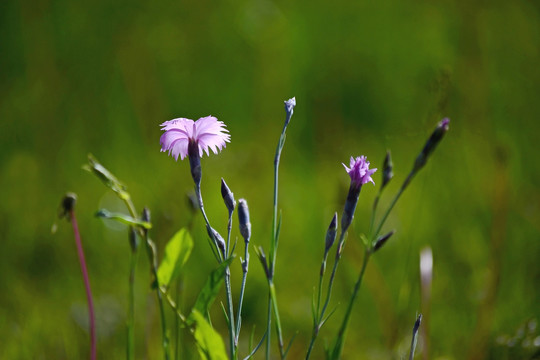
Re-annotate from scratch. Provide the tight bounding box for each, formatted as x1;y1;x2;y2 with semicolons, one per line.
195;184;223;263
224;210;237;359
269;282;285;359
195;183;236;358
266;123;289;359
235;240;250;346
127;248;138;360
265;290;272;360
372;171;412;240
318;230;346;326
121;198;140;360
330;250;370;360
224;268;236;359
305;259;326;360
144;231;170;360
368;189;382;239
270;126;286;272
174;277;183;360
159;286;187;323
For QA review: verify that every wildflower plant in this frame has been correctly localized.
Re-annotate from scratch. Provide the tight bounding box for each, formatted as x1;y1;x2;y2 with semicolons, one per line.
66;97;449;360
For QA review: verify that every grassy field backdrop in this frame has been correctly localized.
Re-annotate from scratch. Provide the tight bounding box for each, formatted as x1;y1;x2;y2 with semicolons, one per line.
1;0;539;359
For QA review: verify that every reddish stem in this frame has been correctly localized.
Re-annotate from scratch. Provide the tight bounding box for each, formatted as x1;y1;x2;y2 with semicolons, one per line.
69;209;97;360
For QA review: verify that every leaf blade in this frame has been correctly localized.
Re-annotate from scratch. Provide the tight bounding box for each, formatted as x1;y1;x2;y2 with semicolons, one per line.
157;228;194;289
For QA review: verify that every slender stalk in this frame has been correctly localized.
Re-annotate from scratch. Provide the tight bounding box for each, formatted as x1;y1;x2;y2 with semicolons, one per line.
235;242;249;345
69;209;96;360
372;171;413;240
195;183;223;262
224;268;236;359
225;210;237;359
318;230;346;326
266;120;290;359
265;98;294;358
265;289;272;360
305;230;346;359
159;286;187;323
127;248;138;360
368;189;382;239
305;260;326;360
143;229;170;360
122;199;140;360
195;183;236;358
269;282;285;359
174;277;183;360
330;249;371;360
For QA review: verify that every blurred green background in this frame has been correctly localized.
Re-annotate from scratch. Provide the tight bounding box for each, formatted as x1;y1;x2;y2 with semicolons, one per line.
1;0;539;358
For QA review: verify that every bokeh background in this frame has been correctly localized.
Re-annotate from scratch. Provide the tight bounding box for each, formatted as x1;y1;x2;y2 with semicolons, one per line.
1;0;539;359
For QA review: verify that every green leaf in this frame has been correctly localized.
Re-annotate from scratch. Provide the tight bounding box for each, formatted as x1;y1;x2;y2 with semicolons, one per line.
190;310;228;360
157;228;194;289
188;257;233;326
84;154;130;200
95;209;152;229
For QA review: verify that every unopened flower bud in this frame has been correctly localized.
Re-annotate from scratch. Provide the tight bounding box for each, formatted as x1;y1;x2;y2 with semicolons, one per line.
325;213;338;253
238;199;251;242
413;314;422;334
381;150;394;189
284;97;296;126
141;207;151;234
207;226;226;256
188;140;202;186
373;230;395;252
413;118;450;173
60;192;77;219
128;226;138;252
141;207;151;223
221;178;236;213
341;183;361;233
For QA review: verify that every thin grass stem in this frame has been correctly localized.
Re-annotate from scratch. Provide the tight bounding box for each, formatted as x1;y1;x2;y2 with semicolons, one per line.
305;260;326;360
235;240;250;346
69;209;96;360
195;183;236;358
269;282;285;359
143;229;170;360
127;247;138;360
330;249;371;360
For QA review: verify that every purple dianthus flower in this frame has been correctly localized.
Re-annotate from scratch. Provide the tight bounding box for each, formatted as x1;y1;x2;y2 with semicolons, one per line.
340;155;377;234
343;156;377;189
160;116;230;161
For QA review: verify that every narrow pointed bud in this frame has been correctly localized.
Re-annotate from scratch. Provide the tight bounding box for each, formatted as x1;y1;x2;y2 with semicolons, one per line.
128;226;138;252
141;207;151;235
221;178;236;213
188;140;202;186
60;192;77;219
381;150;394;189
141;207;150;223
284;97;296;126
373;230;395;252
413;118;450;173
238;199;251;242
325;213;338;253
207;226;226;256
413;313;422;335
341;183;361;233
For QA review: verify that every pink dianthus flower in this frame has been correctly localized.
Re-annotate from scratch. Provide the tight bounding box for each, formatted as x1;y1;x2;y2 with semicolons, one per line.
160;116;230;161
343;156;377;188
